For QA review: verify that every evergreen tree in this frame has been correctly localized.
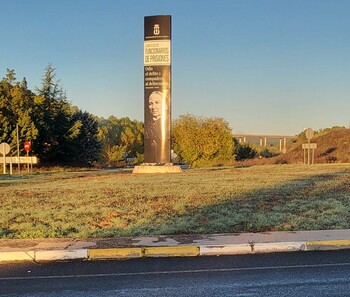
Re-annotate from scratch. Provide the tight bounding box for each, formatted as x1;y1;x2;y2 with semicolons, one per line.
0;70;14;144
33;65;72;163
66;110;101;166
0;67;103;167
0;70;38;155
235;143;258;161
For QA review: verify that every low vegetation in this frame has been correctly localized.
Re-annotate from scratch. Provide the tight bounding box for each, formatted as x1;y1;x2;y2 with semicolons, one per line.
0;164;349;239
238;127;350;165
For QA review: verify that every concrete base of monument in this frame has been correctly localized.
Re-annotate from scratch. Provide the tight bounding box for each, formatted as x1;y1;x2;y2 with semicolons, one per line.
132;163;182;174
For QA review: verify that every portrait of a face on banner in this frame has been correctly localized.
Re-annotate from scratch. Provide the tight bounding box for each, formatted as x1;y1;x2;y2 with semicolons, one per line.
144;82;170;163
144;15;171;163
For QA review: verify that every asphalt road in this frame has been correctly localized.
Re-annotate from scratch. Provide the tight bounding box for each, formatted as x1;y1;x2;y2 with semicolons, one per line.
1;250;350;296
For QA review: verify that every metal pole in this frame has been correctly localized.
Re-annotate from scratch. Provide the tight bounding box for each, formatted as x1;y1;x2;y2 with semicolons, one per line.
27;150;30;173
10;157;12;175
16;124;20;173
2;156;6;174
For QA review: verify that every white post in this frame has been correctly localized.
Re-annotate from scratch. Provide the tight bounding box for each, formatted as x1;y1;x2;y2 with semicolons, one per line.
27;151;30;173
16;124;20;173
2;156;5;174
10;157;13;175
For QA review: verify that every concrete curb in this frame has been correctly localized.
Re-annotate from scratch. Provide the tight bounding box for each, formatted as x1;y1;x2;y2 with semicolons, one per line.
0;251;35;262
1;240;350;263
35;249;88;261
88;248;143;259
144;246;199;258
306;240;350;251
200;244;252;256
253;242;306;253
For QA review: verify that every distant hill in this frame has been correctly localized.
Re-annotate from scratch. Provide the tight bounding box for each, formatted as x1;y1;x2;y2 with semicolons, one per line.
276;127;350;164
240;127;350;165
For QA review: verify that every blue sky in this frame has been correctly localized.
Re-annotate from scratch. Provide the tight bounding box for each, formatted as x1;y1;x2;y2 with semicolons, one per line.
1;0;349;135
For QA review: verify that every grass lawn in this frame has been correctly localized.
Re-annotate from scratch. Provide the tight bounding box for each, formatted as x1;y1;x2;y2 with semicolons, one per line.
1;164;350;238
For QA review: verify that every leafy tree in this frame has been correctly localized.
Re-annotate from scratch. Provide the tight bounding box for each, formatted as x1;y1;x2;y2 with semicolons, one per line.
172;114;234;167
97;116;144;166
0;70;38;155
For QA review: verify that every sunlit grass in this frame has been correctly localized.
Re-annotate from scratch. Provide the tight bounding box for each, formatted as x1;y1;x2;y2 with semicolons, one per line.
0;164;349;238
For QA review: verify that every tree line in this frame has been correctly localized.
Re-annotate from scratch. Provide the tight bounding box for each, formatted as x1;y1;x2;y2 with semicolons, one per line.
0;66;101;166
1;66;242;167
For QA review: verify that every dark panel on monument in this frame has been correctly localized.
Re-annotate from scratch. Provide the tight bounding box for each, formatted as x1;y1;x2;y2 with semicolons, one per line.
144;15;171;163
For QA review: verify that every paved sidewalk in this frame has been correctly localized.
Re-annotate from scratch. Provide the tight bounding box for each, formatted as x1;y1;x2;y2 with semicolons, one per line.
1;229;350;262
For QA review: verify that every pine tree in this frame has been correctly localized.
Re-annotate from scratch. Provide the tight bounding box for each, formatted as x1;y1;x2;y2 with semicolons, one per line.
66;110;101;166
33;65;71;163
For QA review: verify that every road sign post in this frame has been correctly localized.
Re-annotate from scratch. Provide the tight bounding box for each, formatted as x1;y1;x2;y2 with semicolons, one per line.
0;142;37;175
305;128;314;165
24;141;31;152
24;141;31;173
0;142;11;174
302;143;317;165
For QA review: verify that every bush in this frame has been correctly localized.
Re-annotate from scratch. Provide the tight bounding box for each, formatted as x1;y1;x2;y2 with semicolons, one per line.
172;115;234;167
235;144;257;161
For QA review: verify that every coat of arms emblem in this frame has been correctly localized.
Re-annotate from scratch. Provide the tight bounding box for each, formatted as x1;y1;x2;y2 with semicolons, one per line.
153;24;160;35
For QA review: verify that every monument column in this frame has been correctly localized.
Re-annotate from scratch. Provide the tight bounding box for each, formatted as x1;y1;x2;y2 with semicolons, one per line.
133;15;181;173
144;15;171;164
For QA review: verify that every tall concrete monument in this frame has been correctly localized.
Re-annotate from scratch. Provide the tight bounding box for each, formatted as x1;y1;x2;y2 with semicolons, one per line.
133;15;181;173
144;15;171;163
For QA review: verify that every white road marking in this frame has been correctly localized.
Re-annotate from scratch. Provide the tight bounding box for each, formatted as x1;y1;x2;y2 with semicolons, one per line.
1;262;350;281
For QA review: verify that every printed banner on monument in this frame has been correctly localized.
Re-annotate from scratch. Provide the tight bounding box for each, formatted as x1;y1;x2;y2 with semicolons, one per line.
144;15;171;163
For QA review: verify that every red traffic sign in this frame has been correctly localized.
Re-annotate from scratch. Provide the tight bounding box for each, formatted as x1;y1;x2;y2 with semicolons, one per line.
24;141;31;152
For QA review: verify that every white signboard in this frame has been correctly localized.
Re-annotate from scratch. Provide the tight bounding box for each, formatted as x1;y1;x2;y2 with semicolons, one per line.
144;40;171;66
1;156;38;164
302;143;317;149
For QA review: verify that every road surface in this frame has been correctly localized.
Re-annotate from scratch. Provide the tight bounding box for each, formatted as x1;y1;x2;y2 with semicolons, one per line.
1;250;350;296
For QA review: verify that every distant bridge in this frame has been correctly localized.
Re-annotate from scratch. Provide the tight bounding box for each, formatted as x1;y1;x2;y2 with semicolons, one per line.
233;134;297;152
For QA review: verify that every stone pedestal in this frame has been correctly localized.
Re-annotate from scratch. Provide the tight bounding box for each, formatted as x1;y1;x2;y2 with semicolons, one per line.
132;163;182;174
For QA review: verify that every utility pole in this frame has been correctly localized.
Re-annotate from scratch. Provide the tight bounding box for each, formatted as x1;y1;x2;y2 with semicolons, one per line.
16;124;20;173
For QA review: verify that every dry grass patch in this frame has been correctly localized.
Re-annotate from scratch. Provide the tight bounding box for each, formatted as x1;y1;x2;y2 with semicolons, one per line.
0;164;349;238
